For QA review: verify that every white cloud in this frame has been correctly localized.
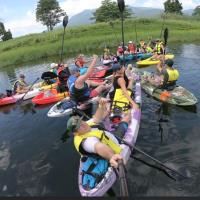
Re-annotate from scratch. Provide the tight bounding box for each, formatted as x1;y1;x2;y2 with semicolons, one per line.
4;10;44;38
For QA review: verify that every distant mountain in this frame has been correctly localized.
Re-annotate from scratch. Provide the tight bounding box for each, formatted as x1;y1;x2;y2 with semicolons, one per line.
129;6;163;17
183;9;193;16
68;7;194;27
68;9;95;26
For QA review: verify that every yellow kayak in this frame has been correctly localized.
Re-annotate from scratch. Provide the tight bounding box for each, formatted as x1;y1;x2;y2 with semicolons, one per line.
33;81;57;91
137;54;175;67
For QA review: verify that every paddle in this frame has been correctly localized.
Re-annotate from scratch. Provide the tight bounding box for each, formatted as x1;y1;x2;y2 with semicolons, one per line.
160;14;166;39
60;15;69;63
113;134;190;179
117;0;125;65
118;159;129;196
17;77;40;103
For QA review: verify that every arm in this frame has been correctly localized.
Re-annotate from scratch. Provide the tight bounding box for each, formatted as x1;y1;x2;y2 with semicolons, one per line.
93;98;110;124
75;55;98;87
95;142;122;168
118;78;138;109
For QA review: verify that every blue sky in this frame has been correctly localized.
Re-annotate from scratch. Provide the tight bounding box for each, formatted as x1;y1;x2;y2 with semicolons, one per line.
0;0;199;38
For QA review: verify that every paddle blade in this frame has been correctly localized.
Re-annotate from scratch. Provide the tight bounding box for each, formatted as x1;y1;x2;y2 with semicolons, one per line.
63;15;69;28
117;0;125;13
164;27;168;46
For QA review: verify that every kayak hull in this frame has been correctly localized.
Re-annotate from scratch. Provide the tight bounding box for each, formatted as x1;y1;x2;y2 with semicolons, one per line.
141;71;198;106
119;53;152;61
32;89;69;105
78;82;142;196
137;54;174;66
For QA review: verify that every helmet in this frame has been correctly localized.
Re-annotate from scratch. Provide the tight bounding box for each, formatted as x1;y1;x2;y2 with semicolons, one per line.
50;63;58;69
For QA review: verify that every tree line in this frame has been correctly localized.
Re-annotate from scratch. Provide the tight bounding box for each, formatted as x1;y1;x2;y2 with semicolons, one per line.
1;0;200;42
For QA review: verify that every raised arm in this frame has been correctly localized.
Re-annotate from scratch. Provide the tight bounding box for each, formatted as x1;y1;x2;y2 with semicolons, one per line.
75;55;98;87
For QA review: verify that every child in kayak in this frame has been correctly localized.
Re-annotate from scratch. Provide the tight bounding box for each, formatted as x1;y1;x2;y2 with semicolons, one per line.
13;74;31;94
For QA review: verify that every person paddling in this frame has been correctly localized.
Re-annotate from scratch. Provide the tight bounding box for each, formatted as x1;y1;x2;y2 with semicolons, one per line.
156;59;179;90
63;98;132;168
152;39;165;60
68;55;111;104
56;64;70;93
109;63;138;110
13;74;30;94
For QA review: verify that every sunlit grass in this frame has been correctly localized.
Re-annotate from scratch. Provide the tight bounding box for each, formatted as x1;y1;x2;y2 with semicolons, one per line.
0;16;200;68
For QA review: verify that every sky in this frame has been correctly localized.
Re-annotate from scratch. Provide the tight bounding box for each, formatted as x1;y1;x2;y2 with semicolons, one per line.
0;0;199;38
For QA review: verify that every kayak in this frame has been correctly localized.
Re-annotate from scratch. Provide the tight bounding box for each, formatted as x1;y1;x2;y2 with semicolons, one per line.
78;81;142;196
32;89;69;105
47;96;99;117
119;53;153;61
0;88;41;106
140;71;198;106
137;54;174;66
33;81;57;90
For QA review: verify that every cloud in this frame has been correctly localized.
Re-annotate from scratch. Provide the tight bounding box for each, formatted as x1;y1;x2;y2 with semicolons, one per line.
4;10;44;38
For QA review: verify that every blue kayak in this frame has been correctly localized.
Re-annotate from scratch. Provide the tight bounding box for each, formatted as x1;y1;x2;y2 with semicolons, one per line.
119;53;152;61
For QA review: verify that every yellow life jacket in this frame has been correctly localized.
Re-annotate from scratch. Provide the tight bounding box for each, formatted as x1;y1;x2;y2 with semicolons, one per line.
166;68;179;82
113;88;132;110
146;46;153;53
74;122;122;155
155;43;163;54
13;79;27;92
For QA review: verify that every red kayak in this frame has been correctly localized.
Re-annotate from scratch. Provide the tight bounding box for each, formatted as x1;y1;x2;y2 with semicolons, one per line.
32;89;69;105
0;96;17;106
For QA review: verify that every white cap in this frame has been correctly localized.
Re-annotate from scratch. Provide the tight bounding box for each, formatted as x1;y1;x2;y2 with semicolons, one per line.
128;41;133;43
50;63;58;69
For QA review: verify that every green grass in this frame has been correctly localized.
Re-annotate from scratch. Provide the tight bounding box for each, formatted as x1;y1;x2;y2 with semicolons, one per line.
0;16;200;68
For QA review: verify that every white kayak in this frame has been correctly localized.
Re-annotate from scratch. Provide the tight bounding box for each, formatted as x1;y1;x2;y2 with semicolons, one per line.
78;81;142;196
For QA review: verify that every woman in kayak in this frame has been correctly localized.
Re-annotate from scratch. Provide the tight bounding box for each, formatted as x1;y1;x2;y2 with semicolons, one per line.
109;63;138;110
63;98;131;168
13;74;30;94
67;55;111;104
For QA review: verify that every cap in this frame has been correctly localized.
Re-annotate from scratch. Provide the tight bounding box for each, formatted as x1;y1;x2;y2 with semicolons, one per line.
165;59;174;67
69;64;80;75
112;63;122;72
19;74;25;78
66;115;83;134
50;63;58;69
128;41;133;43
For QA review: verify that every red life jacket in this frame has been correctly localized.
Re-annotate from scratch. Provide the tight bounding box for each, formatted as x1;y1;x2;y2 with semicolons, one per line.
128;43;136;53
117;46;123;54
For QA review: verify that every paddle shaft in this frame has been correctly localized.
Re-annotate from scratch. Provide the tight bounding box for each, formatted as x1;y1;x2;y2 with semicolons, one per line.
60;27;66;63
114;135;187;178
118;160;129;196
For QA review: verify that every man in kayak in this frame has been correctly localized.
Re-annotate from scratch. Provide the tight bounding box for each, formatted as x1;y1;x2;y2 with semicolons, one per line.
68;55;111;104
64;98;131;168
13;74;30;94
56;64;70;93
146;59;179;90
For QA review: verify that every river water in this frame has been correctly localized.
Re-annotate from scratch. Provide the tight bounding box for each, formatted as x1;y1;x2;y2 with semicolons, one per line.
0;44;199;196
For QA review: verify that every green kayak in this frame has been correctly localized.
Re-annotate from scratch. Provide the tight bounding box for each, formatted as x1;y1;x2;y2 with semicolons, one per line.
140;71;198;106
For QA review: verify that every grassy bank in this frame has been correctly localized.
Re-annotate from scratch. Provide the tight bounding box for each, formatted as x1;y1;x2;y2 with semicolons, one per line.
0;16;200;68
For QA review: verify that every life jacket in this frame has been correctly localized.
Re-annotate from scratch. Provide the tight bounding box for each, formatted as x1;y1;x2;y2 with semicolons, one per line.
128;43;136;53
146;46;153;53
166;68;179;83
117;46;123;54
155;42;163;54
70;82;90;103
67;75;77;93
74;122;122;156
13;79;27;93
57;67;70;86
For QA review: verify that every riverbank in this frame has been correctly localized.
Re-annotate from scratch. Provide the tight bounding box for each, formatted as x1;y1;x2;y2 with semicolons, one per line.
0;17;200;68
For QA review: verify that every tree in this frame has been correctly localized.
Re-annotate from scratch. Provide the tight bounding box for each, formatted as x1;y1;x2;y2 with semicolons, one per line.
192;5;200;16
0;22;5;37
92;0;132;23
164;0;183;15
2;29;12;41
36;0;66;31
